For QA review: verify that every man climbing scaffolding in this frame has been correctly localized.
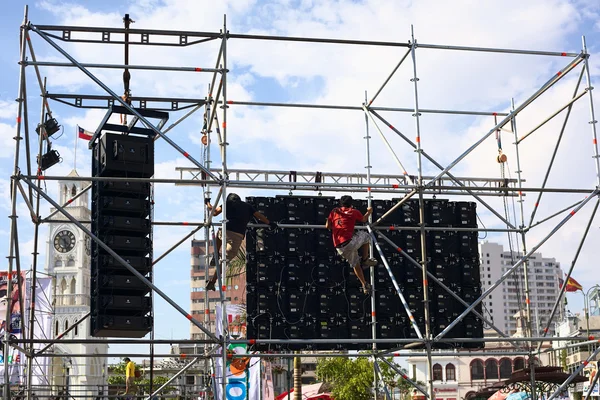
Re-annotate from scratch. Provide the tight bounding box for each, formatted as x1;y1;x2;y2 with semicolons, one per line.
326;195;378;294
205;193;276;291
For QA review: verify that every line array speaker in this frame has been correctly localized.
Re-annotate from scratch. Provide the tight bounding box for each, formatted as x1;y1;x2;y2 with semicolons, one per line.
91;131;156;338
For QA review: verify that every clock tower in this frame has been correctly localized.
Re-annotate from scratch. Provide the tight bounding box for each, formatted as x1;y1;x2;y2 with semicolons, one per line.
46;169;108;398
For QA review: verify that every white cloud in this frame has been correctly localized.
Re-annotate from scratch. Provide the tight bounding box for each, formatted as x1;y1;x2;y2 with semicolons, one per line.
0;100;18;120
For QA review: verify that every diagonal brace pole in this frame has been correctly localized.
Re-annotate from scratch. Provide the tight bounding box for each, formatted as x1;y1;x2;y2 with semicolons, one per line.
368;109;517;229
379;357;429;398
516;89;587;144
547;345;600;400
29;24;219;182
368;47;412;106
536;198;600;352
367;226;423;339
529;199;584;230
584;359;600;400
424;55;584;189
373;230;515;342
21;175;220;342
41;184;92;222
372;190;418;227
144;357;202;400
363;105;410;175
528;66;586;228
34;313;90;356
373;359;392;400
434;189;599;341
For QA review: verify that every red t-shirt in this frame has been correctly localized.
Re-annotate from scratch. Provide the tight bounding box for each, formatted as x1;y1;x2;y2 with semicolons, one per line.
327;207;363;247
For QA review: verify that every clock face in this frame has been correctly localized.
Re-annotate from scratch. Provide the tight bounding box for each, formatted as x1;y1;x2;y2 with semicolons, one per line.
53;230;76;253
85;236;91;256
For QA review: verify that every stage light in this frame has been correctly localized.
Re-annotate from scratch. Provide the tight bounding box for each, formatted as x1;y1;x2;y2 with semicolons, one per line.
37;148;61;171
36;116;61;137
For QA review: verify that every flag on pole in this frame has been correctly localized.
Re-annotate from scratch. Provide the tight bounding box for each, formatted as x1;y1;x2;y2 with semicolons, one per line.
77;126;93;140
559;275;583;292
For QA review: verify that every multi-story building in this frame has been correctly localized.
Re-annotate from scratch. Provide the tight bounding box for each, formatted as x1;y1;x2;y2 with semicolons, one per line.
189;238;246;340
408;325;550;400
549;314;600;374
479;241;565;336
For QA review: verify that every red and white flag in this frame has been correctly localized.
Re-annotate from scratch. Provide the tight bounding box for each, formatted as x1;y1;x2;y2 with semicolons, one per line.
77;126;93;140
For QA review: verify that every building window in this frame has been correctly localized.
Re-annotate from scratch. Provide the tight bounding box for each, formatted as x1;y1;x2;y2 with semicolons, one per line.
470;359;484;380
499;358;512;379
432;364;443;381
485;359;499;380
514;358;525;371
446;364;456;381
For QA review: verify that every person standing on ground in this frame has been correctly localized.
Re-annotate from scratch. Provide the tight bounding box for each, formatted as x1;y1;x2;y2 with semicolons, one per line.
123;357;136;396
326;195;378;294
205;193;276;291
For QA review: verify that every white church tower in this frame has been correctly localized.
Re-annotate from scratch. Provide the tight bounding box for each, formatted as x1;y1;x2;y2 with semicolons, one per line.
46;169;108;398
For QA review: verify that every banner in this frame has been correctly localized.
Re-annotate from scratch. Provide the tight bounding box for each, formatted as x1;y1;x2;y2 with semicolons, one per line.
214;305;260;400
0;273;53;386
28;277;53;387
583;361;600;396
0;271;26;384
262;360;275;400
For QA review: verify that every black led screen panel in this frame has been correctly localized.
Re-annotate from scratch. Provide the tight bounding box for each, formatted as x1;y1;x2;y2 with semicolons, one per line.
245;196;483;350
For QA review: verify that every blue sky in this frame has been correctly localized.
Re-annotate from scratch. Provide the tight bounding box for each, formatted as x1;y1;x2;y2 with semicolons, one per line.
1;0;600;363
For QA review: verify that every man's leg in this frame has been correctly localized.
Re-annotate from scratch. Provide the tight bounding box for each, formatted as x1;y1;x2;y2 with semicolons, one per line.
357;231;377;267
339;239;372;294
207;231;243;290
353;262;368;287
207;231;224;290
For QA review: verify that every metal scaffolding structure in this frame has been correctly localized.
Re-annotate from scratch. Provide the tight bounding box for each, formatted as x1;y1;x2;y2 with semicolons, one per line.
4;4;600;400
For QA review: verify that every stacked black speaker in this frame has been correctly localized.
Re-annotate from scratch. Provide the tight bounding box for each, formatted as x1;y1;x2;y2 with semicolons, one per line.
91;132;154;337
245;196;483;351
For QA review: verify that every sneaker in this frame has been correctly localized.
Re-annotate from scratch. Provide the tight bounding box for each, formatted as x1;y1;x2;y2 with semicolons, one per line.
361;257;378;267
362;283;372;295
206;280;216;291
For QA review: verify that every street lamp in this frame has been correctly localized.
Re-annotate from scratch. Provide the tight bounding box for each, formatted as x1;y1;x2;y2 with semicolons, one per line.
583;285;600;338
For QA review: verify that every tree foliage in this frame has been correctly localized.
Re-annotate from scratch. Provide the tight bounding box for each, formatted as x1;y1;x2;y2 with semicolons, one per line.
107;362;176;394
316;356;403;400
317;356;426;400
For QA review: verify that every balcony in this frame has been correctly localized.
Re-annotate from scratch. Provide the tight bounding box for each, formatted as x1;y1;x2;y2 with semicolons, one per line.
55;294;90;307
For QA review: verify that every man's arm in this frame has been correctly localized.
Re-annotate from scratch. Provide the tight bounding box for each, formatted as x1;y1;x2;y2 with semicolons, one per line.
204;199;222;216
325;218;331;230
253;211;270;225
361;207;373;223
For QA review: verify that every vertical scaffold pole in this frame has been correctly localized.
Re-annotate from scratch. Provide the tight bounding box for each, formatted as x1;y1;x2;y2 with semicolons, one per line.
203;87;212;400
511;98;536;400
27;76;49;400
410;25;434;400
5;6;28;400
220;14;229;400
364;91;378;399
582;36;600;186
